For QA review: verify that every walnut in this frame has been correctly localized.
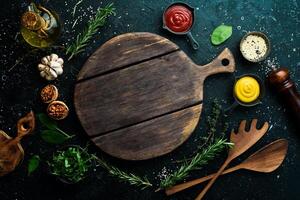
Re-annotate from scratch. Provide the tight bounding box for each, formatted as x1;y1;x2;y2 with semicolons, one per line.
40;84;59;103
47;101;69;120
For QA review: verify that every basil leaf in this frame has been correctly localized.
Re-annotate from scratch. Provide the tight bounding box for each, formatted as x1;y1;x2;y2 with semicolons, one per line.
211;25;232;45
28;155;40;176
37;113;57;130
41;130;69;144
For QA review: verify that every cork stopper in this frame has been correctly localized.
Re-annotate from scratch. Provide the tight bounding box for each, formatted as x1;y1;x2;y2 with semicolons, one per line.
21;11;43;30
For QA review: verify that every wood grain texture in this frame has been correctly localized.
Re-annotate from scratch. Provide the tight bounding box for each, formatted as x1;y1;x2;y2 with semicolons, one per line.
92;104;202;160
195;119;269;200
74;32;236;160
77;32;179;81
75;51;203;136
166;139;288;196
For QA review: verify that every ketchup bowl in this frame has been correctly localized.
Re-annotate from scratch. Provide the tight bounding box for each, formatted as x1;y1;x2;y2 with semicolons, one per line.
163;2;199;50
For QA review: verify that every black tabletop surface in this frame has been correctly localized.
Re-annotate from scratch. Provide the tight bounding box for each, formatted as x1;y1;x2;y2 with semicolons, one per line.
0;0;299;200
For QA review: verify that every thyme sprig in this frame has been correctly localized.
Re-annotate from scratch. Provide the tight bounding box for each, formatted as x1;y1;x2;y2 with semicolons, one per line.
92;155;153;189
159;138;233;189
159;100;232;189
66;3;116;60
198;99;228;150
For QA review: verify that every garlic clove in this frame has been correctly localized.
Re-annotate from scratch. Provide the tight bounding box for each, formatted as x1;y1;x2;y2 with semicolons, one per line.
40;71;47;78
50;54;59;61
54;67;63;75
49;69;58;79
49;61;61;68
38;64;47;71
41;58;48;65
56;58;64;66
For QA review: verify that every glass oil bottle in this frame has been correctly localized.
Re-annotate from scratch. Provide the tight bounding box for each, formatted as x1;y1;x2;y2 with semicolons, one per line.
20;2;61;48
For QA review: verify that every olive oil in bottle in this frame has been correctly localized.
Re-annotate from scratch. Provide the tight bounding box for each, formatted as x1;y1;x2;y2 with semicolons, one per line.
20;2;61;48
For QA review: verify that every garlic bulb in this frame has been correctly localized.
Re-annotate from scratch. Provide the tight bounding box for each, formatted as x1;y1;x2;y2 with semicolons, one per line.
38;54;64;81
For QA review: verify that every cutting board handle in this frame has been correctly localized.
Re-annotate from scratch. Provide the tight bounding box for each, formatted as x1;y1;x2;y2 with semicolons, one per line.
195;48;235;80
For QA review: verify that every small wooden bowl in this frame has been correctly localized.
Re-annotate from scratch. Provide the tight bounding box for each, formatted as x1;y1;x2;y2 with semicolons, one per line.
240;31;271;62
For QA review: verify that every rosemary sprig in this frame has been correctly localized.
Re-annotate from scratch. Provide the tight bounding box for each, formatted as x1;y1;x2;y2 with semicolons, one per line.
92;155;153;189
159;138;233;189
66;3;115;60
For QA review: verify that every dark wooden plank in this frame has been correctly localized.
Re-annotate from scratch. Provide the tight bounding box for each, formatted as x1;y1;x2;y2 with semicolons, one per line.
75;51;203;136
77;32;179;81
91;104;202;160
74;32;236;160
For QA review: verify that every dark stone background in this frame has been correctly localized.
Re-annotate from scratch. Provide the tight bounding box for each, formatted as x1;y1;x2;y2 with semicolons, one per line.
0;0;299;199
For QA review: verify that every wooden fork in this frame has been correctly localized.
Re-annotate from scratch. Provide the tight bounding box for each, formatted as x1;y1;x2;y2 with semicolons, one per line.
195;119;269;200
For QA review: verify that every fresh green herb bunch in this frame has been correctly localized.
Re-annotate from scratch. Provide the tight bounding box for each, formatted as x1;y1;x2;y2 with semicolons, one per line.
66;3;116;60
159;138;233;189
159;99;232;189
48;146;92;183
203;99;228;145
92;155;153;189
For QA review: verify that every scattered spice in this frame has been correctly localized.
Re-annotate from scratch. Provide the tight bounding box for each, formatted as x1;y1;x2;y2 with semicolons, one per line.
40;84;59;103
240;33;270;62
159;138;232;189
66;3;116;60
158;100;232;189
72;0;84;17
47;101;69;120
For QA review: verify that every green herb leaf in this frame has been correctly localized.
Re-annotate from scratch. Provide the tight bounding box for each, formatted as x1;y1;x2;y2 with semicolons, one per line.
159;138;231;188
92;155;152;189
28;155;40;176
49;146;92;183
41;130;70;144
211;25;232;45
37;113;58;130
66;3;116;60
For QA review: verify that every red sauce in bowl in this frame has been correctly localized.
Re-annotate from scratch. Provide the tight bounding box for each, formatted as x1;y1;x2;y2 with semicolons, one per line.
164;4;193;33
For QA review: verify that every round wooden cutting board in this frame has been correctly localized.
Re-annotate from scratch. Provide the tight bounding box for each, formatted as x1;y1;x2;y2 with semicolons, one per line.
74;32;235;160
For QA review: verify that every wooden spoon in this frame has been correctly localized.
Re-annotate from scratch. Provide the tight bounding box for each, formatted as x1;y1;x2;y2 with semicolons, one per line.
195;119;269;200
166;139;288;196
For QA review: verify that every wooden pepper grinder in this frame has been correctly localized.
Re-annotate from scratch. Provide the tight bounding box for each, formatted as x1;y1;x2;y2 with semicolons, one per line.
268;67;300;122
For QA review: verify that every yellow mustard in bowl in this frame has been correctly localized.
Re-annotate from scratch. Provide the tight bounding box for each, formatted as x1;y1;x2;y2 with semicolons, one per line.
234;76;260;103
